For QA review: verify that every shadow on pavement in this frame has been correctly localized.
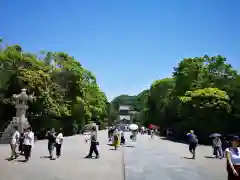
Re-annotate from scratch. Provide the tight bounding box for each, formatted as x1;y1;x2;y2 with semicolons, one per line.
182;156;194;160
204;156;216;159
40;156;50;159
124;145;134;148
107;143;114;146
4;157;13;161
84;156;99;159
16;159;27;163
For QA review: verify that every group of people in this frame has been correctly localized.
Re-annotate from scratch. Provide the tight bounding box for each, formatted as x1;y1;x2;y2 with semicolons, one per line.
187;130;240;180
9;126;34;162
211;135;240;180
108;126;126;150
9;126;63;162
45;128;64;160
212;136;226;159
108;125;140;149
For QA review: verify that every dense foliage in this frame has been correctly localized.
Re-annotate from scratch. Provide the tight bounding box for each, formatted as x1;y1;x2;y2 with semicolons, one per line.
0;39;108;135
111;55;240;143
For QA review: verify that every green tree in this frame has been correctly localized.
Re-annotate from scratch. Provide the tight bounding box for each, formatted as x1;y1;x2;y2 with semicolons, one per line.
0;40;108;134
179;88;231;137
111;55;240;143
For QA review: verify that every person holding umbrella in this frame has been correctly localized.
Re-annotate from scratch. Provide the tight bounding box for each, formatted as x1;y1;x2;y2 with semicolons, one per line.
210;133;223;159
129;124;138;138
129;124;138;147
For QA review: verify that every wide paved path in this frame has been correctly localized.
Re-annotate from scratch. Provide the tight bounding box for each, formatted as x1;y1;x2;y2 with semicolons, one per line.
0;130;124;180
124;134;227;180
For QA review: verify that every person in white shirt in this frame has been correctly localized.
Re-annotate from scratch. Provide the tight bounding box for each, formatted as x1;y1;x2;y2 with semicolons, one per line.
150;129;154;139
10;126;20;159
226;136;240;179
23;127;34;162
55;128;63;159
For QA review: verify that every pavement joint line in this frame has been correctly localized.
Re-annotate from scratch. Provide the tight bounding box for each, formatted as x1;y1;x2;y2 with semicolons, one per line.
121;146;126;180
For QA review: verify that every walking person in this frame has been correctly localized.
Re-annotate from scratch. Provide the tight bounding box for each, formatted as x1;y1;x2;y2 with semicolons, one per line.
223;137;230;158
85;126;99;159
120;130;125;146
187;130;198;159
113;128;120;150
9;126;20;160
108;127;113;142
212;139;217;157
55;128;63;159
213;136;223;159
150;129;154;139
23;127;34;162
130;130;137;147
226;136;240;180
18;128;26;155
46;128;56;160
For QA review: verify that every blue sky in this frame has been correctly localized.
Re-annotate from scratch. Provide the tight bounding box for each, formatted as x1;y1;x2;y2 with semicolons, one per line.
1;0;240;101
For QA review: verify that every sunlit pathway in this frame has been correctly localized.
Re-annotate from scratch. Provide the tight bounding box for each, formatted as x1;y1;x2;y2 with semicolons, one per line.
0;130;124;180
124;134;227;180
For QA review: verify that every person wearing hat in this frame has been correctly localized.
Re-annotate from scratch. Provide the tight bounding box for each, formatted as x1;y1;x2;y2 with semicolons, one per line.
226;135;240;179
187;130;198;159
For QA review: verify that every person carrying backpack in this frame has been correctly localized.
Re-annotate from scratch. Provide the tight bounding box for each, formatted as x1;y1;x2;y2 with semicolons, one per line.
187;130;198;159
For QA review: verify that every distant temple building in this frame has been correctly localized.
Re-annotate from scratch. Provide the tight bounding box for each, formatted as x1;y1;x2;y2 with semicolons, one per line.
118;105;134;124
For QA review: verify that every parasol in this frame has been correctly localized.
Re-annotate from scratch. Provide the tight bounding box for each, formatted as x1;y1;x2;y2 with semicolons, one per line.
209;133;221;138
129;124;138;131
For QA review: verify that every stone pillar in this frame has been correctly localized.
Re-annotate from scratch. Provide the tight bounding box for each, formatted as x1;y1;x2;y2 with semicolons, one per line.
19;108;26;133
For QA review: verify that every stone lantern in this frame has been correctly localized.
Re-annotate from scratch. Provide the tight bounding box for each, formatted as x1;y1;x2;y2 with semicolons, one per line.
12;89;34;133
0;89;34;143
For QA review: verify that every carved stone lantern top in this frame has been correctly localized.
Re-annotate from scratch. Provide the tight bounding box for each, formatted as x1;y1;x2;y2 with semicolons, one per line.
13;89;34;103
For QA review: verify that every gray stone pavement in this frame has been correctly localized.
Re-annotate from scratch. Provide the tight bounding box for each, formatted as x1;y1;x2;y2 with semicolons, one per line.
124;134;227;180
0;130;124;180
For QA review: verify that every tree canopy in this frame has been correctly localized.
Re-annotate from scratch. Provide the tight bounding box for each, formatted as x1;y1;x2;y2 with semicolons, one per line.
0;40;108;134
110;55;240;143
1;39;239;143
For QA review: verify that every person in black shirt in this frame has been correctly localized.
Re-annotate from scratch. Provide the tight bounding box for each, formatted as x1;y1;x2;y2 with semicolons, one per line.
18;128;26;155
46;128;56;159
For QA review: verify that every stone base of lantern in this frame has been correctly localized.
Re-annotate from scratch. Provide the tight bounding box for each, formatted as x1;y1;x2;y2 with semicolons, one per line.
0;117;30;144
